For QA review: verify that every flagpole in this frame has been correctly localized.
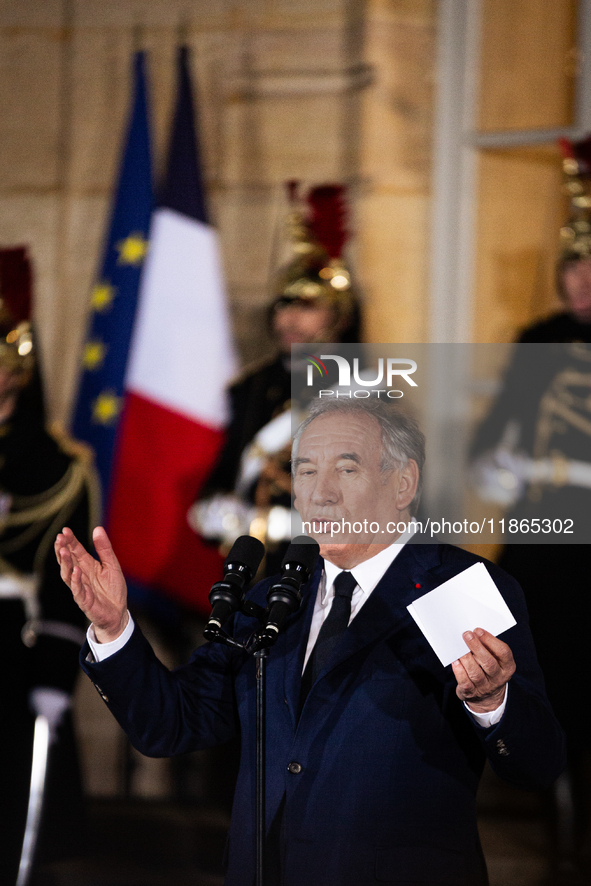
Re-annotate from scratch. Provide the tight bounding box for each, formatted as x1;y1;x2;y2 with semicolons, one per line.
54;0;75;422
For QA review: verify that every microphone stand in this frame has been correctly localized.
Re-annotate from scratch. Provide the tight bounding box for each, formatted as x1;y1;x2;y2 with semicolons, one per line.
205;601;285;886
255;645;268;886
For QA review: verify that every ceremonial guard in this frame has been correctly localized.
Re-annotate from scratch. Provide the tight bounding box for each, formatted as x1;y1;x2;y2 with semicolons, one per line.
191;183;361;570
0;247;97;885
471;137;591;885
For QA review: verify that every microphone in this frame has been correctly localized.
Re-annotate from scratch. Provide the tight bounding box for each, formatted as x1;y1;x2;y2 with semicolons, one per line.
260;536;320;645
206;535;265;632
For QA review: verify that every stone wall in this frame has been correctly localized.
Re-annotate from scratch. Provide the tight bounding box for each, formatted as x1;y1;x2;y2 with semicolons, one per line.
0;0;436;423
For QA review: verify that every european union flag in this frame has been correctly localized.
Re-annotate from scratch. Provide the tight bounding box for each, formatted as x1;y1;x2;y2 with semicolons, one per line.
72;52;153;505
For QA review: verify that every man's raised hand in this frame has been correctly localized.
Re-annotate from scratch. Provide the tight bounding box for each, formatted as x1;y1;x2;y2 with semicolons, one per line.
55;526;129;643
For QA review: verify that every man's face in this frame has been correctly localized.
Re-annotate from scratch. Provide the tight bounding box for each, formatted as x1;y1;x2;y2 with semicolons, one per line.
562;257;591;323
272;301;340;351
293;411;418;568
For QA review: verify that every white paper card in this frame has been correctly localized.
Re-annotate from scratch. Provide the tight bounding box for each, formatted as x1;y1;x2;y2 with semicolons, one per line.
406;562;516;667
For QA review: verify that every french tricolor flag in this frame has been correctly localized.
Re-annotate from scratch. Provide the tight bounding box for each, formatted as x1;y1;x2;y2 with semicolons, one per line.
107;47;236;610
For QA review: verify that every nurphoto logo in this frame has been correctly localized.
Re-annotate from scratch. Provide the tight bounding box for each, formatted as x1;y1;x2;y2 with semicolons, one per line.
306;354;418;399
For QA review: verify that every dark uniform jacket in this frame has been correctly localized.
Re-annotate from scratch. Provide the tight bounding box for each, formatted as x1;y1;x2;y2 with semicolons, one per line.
205;354;291;496
471;312;591;752
0;389;95;882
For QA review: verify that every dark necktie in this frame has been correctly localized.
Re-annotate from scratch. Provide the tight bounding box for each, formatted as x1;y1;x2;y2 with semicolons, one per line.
299;571;357;710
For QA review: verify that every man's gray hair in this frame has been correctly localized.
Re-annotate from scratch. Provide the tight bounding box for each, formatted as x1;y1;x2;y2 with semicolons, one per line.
292;397;425;514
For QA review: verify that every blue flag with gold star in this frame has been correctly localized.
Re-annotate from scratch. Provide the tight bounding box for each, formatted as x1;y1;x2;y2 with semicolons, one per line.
72;52;153;499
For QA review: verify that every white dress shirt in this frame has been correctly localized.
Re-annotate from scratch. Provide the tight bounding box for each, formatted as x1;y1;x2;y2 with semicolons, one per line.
303;533;413;669
87;616;134;661
88;526;507;727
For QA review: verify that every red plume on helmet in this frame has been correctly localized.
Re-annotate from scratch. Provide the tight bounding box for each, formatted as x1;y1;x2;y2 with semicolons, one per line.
307;185;348;260
0;246;35;374
272;182;355;328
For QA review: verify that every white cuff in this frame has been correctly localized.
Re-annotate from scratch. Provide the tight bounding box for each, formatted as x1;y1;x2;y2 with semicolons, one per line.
87;613;135;662
465;685;508;728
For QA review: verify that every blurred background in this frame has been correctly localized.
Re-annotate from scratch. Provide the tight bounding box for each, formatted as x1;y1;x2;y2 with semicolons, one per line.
0;1;588;884
1;0;581;422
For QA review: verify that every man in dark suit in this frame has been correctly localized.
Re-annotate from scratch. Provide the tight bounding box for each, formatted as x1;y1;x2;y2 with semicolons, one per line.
55;398;565;886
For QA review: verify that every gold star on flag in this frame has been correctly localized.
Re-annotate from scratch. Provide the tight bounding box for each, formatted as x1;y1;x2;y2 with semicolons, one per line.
83;341;107;370
115;232;149;266
90;282;116;312
92;391;121;425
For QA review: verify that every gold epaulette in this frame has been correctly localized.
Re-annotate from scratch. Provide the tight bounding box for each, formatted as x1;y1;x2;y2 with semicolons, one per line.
47;420;95;465
1;424;102;572
47;420;102;529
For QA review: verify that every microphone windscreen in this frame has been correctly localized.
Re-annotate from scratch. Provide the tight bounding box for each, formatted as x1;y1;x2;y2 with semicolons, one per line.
223;535;265;575
281;536;320;573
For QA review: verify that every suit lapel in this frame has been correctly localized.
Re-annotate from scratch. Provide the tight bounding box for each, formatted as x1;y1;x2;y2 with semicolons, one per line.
280;560;322;726
279;544;449;726
313;543;445;683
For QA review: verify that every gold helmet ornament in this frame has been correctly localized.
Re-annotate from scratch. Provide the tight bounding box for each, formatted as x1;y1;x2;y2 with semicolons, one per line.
0;247;35;379
272;182;356;328
558;135;591;261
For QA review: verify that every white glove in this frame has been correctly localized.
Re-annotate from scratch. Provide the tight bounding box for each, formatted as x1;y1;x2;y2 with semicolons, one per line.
188;494;255;546
29;686;71;745
470;450;526;507
236;410;294;494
